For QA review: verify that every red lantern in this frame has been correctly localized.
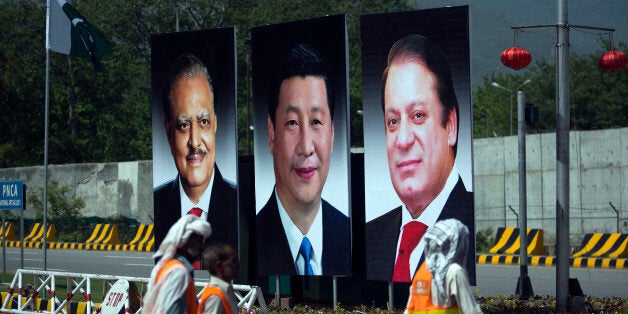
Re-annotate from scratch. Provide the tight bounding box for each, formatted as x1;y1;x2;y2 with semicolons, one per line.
501;47;532;70
599;50;627;72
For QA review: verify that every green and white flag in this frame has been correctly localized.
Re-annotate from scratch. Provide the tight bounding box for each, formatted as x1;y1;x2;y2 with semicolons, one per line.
48;0;114;72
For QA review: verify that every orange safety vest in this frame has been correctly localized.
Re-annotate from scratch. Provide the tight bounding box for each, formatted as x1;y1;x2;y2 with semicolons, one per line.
156;259;198;314
198;286;233;314
406;263;460;314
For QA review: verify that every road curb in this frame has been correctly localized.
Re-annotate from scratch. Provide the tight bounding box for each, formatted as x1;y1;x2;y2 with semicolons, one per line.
476;254;627;269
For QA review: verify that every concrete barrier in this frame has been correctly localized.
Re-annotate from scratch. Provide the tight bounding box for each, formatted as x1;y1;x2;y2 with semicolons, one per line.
1;224;154;252
23;223;56;242
488;227;546;255
478;228;627;269
573;233;628;258
0;292;100;314
85;224;119;246
0;222;16;241
476;254;627;269
121;224;154;252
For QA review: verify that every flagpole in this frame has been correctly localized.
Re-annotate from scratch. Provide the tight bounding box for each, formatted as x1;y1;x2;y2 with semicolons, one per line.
44;0;51;271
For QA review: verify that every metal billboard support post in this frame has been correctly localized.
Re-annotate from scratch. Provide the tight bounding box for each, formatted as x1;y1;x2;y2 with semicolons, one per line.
2;211;5;283
332;276;338;311
515;91;533;298
275;276;280;307
21;185;26;269
388;282;393;311
20;201;24;269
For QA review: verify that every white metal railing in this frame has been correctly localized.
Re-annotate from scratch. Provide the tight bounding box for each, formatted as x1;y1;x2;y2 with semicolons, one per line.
194;282;267;314
1;269;267;314
1;269;148;314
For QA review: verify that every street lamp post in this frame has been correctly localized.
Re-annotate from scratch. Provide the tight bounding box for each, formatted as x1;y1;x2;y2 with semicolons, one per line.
491;79;531;135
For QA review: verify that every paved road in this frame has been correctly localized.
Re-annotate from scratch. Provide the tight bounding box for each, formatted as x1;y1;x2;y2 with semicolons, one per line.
1;248;627;298
475;264;628;298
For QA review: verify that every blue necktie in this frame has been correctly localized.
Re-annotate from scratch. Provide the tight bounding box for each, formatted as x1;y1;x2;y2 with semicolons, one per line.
299;236;314;275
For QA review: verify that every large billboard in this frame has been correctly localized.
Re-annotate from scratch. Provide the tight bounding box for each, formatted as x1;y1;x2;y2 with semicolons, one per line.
151;28;239;252
361;6;475;284
252;15;351;276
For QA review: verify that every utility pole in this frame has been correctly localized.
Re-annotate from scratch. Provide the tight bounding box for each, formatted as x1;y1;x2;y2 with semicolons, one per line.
516;91;533;298
555;0;570;310
503;0;617;310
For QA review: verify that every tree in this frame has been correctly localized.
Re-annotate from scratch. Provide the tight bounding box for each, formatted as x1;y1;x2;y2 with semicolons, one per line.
1;0;411;167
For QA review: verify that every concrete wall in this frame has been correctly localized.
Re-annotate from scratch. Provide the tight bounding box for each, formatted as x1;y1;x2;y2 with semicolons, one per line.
1;127;626;244
473;127;628;244
0;161;154;224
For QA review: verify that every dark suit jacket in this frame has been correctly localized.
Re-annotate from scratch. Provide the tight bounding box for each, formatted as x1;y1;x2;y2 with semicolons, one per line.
153;166;238;250
256;190;351;276
365;177;475;284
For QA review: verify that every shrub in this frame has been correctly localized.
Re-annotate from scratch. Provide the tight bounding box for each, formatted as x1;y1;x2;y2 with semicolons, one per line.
27;179;84;231
476;227;495;253
57;230;85;243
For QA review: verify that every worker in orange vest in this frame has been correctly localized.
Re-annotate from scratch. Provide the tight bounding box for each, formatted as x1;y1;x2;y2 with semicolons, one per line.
198;243;240;314
143;215;212;313
405;219;482;314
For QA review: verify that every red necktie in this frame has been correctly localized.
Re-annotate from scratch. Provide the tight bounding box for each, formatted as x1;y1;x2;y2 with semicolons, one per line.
392;221;428;282
186;207;203;270
187;207;203;217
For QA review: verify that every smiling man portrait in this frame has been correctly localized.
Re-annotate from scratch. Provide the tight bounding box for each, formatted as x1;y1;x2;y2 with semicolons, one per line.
365;34;475;283
256;43;350;276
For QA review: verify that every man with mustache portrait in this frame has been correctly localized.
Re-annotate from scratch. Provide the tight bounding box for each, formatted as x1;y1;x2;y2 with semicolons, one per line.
154;53;237;253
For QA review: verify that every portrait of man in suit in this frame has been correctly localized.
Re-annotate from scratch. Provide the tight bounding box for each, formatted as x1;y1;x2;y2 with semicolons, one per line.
256;43;350;276
365;34;475;283
154;53;237;251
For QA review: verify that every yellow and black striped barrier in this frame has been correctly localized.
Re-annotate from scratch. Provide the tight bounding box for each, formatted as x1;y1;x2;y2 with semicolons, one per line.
476;255;556;267
3;223;57;248
476;254;627;269
0;222;17;241
1;224;154;252
24;223;57;243
489;227;546;255
0;292;100;314
573;233;628;258
478;228;628;269
121;224;154;252
84;224;119;249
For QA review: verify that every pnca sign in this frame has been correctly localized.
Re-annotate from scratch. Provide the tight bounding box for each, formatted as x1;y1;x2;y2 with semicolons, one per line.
0;180;24;211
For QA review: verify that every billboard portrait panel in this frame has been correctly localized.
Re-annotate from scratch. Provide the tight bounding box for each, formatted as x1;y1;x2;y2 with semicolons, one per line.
361;6;475;284
151;28;239;253
252;15;351;276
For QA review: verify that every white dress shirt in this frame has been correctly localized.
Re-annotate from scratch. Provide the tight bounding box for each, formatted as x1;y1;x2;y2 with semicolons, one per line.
276;192;323;275
395;165;460;277
179;171;215;221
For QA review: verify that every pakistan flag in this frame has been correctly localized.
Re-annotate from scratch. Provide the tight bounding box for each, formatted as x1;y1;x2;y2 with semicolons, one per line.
48;0;114;72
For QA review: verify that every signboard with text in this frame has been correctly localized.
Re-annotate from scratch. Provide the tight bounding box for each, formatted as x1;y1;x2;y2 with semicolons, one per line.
0;180;24;211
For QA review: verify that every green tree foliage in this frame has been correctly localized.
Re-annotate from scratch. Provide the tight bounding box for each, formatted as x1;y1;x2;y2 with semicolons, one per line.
0;0;411;168
0;1;47;167
2;2;627;166
27;179;85;231
473;42;628;138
